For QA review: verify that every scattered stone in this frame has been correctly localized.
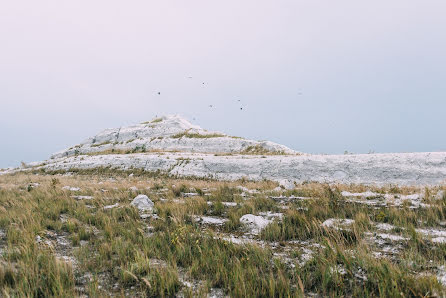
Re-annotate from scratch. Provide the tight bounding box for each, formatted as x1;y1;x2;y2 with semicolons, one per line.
322;218;355;230
194;216;227;225
299;247;315;266
343;191;429;209
438;266;446;286
182;192;199;198
240;214;272;234
341;191;381;198
354;267;368;281
376;233;409;242
71;195;93;200
131;195;154;212
208;201;238;207
258;211;283;220
416;228;446;243
330;264;347;275
375;223;396;231
148;258;168;268
208;288;227;298
219;235;260;246
269;195;310;203
103;203;119;210
221;202;237;207
236;186;259;194
140;214;159;220
432;237;446;244
62;186;81;191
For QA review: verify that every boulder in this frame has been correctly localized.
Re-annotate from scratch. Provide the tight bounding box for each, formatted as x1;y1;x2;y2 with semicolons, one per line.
240;214;272;234
131;194;154;212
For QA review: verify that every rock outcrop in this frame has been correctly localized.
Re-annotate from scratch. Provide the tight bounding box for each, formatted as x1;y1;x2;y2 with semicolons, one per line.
2;115;446;186
51;115;297;158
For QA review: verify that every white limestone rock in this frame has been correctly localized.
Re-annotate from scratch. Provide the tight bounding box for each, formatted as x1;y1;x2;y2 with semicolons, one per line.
131;195;154;212
6;115;446;186
62;186;81;191
51;115;297;158
240;214;272;234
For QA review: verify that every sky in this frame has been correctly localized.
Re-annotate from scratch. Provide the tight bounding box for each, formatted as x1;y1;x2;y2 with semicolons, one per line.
1;0;445;168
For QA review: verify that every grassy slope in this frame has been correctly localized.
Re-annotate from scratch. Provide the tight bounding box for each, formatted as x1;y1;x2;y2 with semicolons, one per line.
0;173;445;297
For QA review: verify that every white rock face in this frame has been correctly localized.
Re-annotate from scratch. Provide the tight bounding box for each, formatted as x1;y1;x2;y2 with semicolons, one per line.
5;115;446;186
51;115;297;158
240;214;272;234
30;151;446;186
131;195;154;212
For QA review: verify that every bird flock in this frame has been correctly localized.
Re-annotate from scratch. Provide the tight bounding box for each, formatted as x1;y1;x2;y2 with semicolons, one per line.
155;76;250;120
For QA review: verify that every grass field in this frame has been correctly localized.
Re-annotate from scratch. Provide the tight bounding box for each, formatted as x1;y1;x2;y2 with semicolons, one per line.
0;172;445;297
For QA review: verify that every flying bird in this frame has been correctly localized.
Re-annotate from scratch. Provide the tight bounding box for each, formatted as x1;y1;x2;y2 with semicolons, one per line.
158;92;161;95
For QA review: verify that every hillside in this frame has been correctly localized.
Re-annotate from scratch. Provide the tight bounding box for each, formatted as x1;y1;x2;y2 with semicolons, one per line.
51;115;297;158
2;115;446;186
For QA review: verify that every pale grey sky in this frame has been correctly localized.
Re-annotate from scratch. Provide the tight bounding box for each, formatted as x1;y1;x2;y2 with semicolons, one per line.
1;0;445;168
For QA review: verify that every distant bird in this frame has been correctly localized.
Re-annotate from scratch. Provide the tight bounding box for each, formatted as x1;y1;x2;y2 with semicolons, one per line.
240;107;243;110
209;105;213;108
202;82;205;85
187;76;192;79
158;92;161;95
237;99;241;102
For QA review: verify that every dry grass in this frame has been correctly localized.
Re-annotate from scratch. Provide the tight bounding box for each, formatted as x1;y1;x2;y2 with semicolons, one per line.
0;173;445;297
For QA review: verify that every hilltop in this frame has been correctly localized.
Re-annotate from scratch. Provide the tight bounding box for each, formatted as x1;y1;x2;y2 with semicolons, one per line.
51;115;297;158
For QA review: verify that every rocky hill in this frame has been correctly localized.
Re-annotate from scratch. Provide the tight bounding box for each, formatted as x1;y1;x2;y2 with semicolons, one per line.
51;115;297;158
2;115;446;186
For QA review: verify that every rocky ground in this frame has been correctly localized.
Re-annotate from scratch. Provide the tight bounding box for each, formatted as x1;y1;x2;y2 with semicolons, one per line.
0;172;445;297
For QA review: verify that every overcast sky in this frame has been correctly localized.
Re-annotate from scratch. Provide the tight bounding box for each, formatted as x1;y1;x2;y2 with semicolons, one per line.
1;0;445;168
